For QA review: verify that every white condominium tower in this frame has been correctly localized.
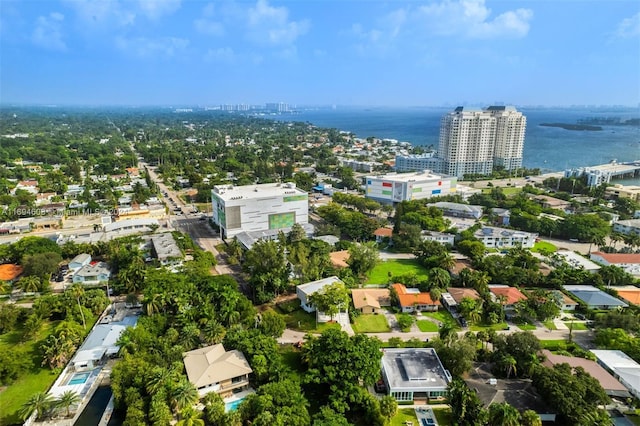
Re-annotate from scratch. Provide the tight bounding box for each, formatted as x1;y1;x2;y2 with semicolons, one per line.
438;106;526;178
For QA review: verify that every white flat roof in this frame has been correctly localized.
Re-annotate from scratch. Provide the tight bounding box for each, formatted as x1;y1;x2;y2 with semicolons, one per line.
367;171;450;182
556;251;601;271
212;182;307;201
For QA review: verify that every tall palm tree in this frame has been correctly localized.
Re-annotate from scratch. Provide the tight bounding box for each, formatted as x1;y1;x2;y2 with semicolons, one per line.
501;354;517;378
68;284;86;329
429;267;451;290
176;407;205;426
438;254;456;272
56;390;81;418
169;379;199;415
17;276;41;293
488;402;521;426
19;392;55;421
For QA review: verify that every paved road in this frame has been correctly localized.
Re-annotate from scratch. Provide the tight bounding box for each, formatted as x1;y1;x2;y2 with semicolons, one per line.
277;326;590;344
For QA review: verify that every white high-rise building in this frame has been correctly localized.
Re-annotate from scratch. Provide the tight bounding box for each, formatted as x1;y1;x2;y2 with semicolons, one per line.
437;106;526;178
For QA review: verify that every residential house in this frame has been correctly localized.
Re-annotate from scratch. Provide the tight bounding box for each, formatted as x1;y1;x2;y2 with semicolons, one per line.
0;264;23;284
491;208;511;226
488;285;528;316
555;250;601;273
549;290;579;311
12;179;39;195
73;262;111;285
428;202;483;219
613;219;640;236
611;286;640;306
183;344;253;398
541;350;629;398
590;252;640;277
329;250;350;269
351;288;391;314
381;348;452;402
474;226;537;249
564;285;628;310
150;233;183;267
591;350;640;399
421;231;455;246
441;288;481;314
373;227;393;243
391;283;440;313
71;324;127;372
296;276;344;313
532;195;572;211
69;253;92;271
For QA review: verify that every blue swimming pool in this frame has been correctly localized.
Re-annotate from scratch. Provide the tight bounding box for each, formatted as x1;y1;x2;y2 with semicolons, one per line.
224;397;246;412
67;372;91;385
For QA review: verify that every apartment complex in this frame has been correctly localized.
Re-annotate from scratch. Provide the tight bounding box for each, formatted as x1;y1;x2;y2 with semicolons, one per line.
438;106;526;178
395;153;442;173
211;183;309;238
365;171;456;204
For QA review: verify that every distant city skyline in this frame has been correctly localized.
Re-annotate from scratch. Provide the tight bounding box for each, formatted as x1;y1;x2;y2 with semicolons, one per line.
1;0;639;107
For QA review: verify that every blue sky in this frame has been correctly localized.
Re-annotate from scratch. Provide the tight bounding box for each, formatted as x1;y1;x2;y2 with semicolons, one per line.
1;0;639;106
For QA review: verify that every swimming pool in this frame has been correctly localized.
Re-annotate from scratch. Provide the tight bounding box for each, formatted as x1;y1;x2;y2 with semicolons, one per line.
67;372;91;386
224;397;246;412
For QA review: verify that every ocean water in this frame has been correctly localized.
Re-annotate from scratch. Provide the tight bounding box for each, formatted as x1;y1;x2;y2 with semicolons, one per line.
282;106;640;174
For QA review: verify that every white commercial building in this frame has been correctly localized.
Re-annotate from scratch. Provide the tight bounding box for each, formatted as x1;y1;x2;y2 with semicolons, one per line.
365;171;456;204
211;183;309;239
438;106;526;178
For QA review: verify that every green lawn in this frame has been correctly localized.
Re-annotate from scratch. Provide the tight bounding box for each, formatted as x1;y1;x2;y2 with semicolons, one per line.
565;322;588;330
391;408;418;426
539;339;568;350
470;322;509;331
421;310;457;324
482;186;522;196
532;241;558;253
0;322;59;426
416;320;439;332
366;259;429;284
276;306;341;333
433;408;453;425
515;321;537;331
543;320;557;330
352;314;390;333
277;345;304;380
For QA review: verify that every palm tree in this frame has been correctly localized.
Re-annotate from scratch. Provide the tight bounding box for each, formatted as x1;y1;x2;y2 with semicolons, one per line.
488;402;521;426
146;367;174;396
439;321;457;346
19;392;55;421
501;354;517;378
68;284;87;329
169;379;199;415
56;390;81;418
202;320;226;345
17;276;41;293
176;407;205;426
429;287;442;305
429;267;451;290
438;253;456;271
520;410;542;426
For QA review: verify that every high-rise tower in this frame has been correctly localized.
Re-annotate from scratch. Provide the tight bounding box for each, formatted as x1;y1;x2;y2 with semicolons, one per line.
437;106;526;178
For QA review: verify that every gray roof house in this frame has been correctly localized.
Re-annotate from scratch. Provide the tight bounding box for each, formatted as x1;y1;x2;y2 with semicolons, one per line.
69;253;92;271
564;285;628;310
73;262;111;285
296;276;344;313
381;348;452;402
150;233;183;266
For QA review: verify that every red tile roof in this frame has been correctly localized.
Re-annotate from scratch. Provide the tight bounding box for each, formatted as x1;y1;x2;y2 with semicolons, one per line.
0;264;23;281
374;228;393;237
592;252;640;264
489;286;528;305
391;283;439;307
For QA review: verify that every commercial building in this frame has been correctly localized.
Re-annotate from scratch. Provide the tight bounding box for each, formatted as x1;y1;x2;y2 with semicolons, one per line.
438;106;526;178
364;171;456;204
381;348;451;402
183;344;253;398
211;183;309;239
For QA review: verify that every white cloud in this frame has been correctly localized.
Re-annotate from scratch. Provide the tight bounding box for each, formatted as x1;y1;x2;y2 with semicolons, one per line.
194;3;224;36
246;0;309;46
204;47;235;62
32;12;67;51
137;0;181;20
116;36;189;58
615;12;640;38
417;0;532;39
